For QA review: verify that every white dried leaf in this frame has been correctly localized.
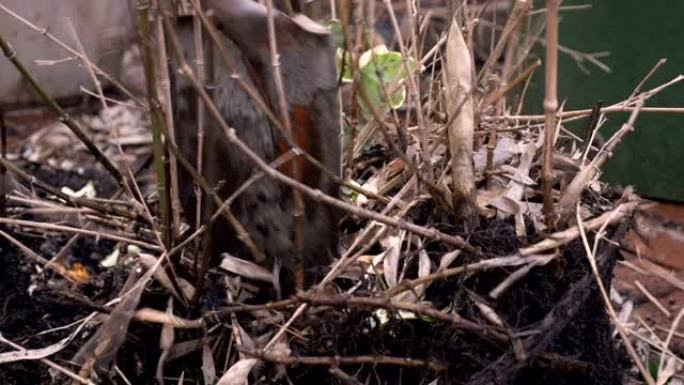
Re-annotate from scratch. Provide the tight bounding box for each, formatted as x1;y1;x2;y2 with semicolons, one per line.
656;356;680;385
0;335;71;364
418;250;431;278
362;159;404;198
476;186;507;209
614;300;633;338
474;301;503;327
374;309;390;325
292;14;329;35
269;339;291;359
382;233;404;288
100;247;120;268
61;181;96;199
355;252;386;276
135;308;203;329
216;358;258;385
520;202;543;217
438;250;461;271
491;195;520;217
500;165;536;187
473;136;518;173
415;250;432;298
609;287;624;305
383;247;400;289
397;310;418;320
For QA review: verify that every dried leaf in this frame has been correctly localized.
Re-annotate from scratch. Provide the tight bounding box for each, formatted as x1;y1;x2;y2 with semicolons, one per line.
156;298;175;384
361;158;404;198
489;253;556;299
160;300;175;350
356;252;387;276
415;249;432;298
656;356;680;385
438;250;461;271
73;268;146;378
139;253;184;300
292;14;329;35
220;254;274;283
61;181;97;199
202;343;217;385
100;248;121;268
473;136;519;173
615;300;634;338
0;313;91;364
474;301;504;327
168;338;206;362
382;233;404;288
232;320;255;361
216;358;258;385
269;339;291;359
135;308;203;329
506;141;537;192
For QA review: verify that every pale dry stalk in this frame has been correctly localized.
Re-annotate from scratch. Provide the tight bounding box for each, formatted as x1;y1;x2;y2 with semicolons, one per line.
575;204;656;385
485;0;529;184
444;16;477;219
558;99;644;221
384;0;431;177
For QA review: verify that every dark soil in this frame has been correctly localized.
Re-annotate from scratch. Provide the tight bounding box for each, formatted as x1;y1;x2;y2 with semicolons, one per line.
0;165;628;385
270;214;626;385
0;163;120;384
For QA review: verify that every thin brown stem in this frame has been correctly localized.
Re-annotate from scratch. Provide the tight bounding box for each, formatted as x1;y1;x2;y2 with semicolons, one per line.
136;0;172;248
153;0;182;243
160;9;266;265
541;0;559;229
264;0;306;284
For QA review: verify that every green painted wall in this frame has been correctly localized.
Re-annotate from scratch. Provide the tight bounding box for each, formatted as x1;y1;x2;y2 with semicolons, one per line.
526;0;684;202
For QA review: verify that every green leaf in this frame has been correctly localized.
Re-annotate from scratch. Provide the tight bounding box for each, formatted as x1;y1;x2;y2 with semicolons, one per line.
324;20;345;49
357;45;416;116
336;48;353;83
647;360;659;382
